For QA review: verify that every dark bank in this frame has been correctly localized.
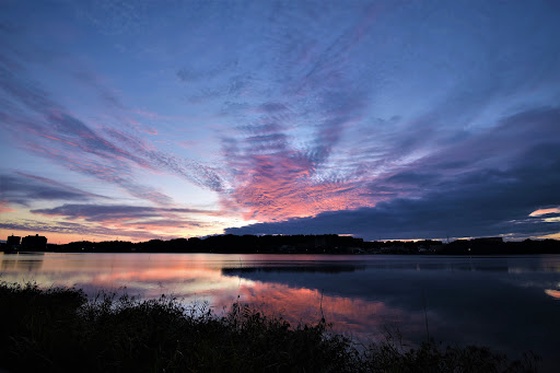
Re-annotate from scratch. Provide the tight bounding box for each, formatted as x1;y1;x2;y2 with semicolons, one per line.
3;233;560;255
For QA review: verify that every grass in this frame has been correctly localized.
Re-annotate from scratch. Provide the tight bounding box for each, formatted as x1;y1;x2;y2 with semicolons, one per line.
0;281;540;372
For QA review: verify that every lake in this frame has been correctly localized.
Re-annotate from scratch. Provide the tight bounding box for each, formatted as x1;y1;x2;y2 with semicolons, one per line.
1;253;559;371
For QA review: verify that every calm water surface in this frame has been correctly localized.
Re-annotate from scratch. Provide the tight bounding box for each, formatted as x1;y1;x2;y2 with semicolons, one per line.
2;253;559;371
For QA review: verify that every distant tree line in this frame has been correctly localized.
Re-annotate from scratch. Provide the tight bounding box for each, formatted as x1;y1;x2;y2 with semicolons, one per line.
47;234;365;254
5;234;557;255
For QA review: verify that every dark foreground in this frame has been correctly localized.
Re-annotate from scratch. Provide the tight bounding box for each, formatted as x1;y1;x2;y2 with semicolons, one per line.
0;282;540;373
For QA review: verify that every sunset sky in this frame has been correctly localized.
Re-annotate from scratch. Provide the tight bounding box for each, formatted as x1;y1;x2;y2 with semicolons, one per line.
1;0;559;244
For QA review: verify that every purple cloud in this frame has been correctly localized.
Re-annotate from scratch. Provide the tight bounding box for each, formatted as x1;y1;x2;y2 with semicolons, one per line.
21;203;222;241
0;34;225;204
31;204;221;222
227;107;560;240
0;172;103;206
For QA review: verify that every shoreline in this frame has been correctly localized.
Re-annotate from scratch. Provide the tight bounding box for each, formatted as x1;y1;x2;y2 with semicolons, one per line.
3;234;560;255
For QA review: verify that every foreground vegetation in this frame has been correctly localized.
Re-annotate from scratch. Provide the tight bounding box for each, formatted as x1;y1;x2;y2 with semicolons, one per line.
0;282;540;372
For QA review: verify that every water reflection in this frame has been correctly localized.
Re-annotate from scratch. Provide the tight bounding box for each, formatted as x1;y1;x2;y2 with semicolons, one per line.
0;253;559;372
1;253;44;272
222;263;365;276
218;255;560;372
210;281;420;343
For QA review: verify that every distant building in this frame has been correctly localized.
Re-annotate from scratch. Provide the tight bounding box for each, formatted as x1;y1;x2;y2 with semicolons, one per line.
21;234;48;251
4;234;21;252
7;234;21;247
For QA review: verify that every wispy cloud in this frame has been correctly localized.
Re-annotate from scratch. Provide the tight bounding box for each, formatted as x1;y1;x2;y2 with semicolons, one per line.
6;203;223;241
213;0;560;228
0;27;225;205
227;107;560;239
214;4;381;220
530;207;560;218
31;203;222;222
0;218;161;242
0;172;103;207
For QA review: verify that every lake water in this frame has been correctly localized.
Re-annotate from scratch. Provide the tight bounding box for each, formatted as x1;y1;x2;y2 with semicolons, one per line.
2;253;559;371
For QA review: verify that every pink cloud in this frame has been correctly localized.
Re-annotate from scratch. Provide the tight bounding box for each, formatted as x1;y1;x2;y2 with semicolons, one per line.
224;150;372;221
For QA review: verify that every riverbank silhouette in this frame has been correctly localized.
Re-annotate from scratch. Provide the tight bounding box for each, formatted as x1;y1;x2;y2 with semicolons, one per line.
3;234;559;255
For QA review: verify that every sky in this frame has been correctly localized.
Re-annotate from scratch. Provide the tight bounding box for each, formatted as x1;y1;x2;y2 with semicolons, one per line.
1;0;559;244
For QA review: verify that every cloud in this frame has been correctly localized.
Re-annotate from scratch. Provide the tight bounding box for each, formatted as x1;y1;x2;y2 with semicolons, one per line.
216;1;560;225
0;218;160;241
219;91;372;221
0;50;170;204
227;107;560;240
0;33;226;204
0;219;89;235
214;4;382;220
0;172;102;206
3;203;223;241
31;203;221;222
530;207;560;218
221;146;369;221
